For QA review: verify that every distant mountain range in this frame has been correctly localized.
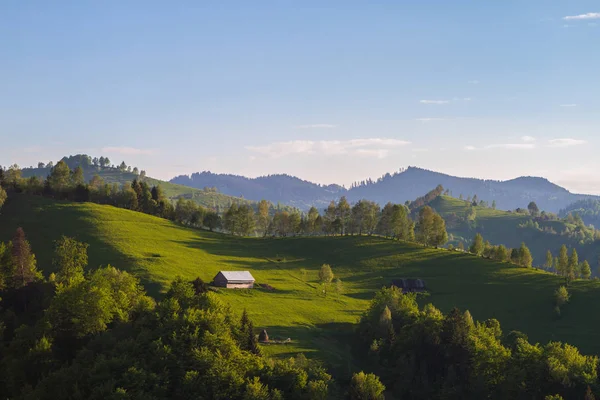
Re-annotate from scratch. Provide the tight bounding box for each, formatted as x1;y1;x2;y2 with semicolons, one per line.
171;167;599;213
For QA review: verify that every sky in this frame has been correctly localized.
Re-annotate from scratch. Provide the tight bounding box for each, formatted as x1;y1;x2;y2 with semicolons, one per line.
1;1;599;193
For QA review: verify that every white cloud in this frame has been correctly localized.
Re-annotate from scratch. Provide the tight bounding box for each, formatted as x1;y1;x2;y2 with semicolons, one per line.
560;104;577;107
412;148;429;153
354;149;389;159
564;12;600;20
246;138;410;158
101;147;156;155
465;146;477;151
486;143;535;150
462;97;472;101
295;124;337;129
420;100;449;105
521;136;536;143
547;138;587;147
468;80;480;84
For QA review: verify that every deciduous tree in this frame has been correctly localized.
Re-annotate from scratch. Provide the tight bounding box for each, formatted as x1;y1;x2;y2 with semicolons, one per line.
53;236;88;286
319;264;334;284
470;233;484;256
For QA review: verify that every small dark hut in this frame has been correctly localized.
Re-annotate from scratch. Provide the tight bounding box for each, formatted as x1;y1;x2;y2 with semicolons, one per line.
391;278;427;293
259;329;269;343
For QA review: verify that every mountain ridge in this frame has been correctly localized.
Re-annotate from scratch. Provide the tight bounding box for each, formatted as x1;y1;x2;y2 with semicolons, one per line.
171;166;598;213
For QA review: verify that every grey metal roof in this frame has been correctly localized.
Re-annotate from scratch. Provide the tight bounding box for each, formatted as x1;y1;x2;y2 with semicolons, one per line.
218;271;255;282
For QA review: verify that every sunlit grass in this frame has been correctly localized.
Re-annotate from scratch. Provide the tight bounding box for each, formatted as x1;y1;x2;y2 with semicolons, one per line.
2;194;600;373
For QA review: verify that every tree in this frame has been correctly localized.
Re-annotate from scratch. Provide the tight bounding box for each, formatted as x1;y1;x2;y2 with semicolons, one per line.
37;162;46;168
555;286;570;308
324;201;338;235
224;203;240;235
557;245;569;278
528;201;540;217
132;167;139;175
416;206;436;246
494;245;509;262
119;161;127;171
518;242;533;268
491;200;497;210
581;260;592;280
568;249;579;283
545;250;554;270
53;236;88;286
11;228;40;288
71;166;85;187
431;213;448;247
237;204;256;236
307;206;320;234
256;200;271;236
470;233;484;256
336;196;351;235
48;160;71;192
0;186;6;209
349;372;385;400
319;264;334;284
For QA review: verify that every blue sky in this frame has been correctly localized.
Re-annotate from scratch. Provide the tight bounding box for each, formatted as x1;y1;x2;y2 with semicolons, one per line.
1;1;599;193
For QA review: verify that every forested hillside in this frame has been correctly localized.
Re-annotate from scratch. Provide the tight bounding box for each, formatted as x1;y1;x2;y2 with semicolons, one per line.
171;167;598;213
16;154;252;210
425;195;600;269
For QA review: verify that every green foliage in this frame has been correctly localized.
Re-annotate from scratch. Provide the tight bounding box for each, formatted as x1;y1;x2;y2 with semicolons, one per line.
359;287;598;399
416;206;447;247
555;286;570;308
318;264;334;284
0;186;6;209
52;236;88;286
519;242;533;268
470;233;484;256
349;371;386;400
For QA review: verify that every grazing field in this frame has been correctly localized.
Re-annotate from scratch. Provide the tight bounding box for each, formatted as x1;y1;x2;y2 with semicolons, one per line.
2;195;600;374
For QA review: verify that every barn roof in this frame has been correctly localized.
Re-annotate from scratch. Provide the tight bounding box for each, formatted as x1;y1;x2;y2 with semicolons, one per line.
217;271;255;282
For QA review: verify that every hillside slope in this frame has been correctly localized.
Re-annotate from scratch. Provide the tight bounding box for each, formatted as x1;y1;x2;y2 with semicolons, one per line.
428;195;600;267
2;195;600;369
21;162;252;210
171;167;598;213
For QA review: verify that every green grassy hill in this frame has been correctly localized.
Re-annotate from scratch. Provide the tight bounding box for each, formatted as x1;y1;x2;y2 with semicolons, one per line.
428;195;600;267
21;165;253;210
2;195;600;373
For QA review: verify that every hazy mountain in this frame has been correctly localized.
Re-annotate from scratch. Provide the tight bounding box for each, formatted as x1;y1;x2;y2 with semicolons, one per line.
171;167;598;213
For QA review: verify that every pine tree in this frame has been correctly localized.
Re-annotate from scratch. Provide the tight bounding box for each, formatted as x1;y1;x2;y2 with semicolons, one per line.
247;321;261;356
557;245;569;277
568;249;579;283
11;228;39;288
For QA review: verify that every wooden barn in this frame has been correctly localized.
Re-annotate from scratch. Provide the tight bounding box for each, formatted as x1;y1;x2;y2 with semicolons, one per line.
391;278;427;293
213;271;255;289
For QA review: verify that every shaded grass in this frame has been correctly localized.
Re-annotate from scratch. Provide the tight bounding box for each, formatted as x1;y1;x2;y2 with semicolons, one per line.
2;195;600;375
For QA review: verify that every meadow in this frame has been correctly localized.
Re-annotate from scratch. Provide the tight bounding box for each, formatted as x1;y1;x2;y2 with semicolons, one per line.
429;195;598;265
2;195;600;375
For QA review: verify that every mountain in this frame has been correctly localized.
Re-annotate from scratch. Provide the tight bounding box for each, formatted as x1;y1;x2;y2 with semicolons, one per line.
171;172;345;210
171;167;599;213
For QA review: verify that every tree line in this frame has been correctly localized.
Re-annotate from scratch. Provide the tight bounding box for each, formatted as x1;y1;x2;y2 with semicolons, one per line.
221;197;448;247
358;286;598;400
3;229;397;399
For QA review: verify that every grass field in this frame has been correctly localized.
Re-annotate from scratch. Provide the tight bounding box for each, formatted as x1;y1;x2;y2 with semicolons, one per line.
2;195;600;375
429;195;598;266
